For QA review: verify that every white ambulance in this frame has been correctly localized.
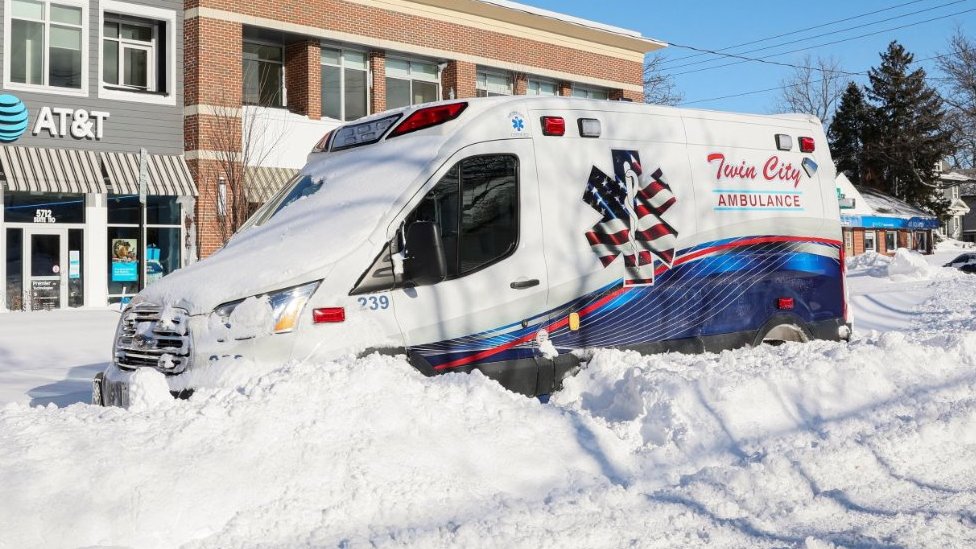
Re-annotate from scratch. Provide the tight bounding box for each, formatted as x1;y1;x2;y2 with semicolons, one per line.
94;97;850;406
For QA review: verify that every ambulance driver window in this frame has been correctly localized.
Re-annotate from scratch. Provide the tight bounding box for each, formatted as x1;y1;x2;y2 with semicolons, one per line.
459;156;518;274
404;155;518;278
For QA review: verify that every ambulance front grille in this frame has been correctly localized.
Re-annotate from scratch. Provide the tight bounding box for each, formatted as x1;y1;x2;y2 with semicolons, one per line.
114;304;192;374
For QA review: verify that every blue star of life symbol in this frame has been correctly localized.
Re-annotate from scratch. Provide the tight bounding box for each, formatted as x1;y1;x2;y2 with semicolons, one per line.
512;116;525;132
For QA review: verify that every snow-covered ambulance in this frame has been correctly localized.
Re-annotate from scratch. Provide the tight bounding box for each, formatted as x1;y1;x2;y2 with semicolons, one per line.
93;97;850;406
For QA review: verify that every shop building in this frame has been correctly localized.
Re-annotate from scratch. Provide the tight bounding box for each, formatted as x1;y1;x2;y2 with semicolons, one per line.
836;174;940;256
1;0;196;311
184;0;663;257
939;169;975;243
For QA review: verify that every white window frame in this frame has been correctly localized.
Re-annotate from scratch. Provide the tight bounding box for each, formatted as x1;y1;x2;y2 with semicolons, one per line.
97;1;176;105
572;84;610;100
385;56;441;108
864;230;877;253
320;46;370;122
2;0;89;97
526;77;558;97
476;69;512;97
102;14;157;92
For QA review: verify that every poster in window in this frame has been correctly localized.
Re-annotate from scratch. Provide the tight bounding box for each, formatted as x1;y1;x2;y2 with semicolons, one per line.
111;238;139;282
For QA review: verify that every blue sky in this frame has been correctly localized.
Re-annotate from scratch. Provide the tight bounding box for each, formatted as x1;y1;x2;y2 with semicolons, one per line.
520;0;976;114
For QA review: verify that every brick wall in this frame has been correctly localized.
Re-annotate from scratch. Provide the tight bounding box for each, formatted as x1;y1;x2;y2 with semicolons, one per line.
852;228;865;256
286;40;322;119
442;61;477;101
369;51;386;113
186;0;643;89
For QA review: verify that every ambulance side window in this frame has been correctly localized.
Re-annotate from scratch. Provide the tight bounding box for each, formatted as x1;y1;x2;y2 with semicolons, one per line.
404;154;519;279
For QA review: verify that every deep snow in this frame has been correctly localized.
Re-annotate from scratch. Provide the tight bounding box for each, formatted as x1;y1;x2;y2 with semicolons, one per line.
1;249;975;548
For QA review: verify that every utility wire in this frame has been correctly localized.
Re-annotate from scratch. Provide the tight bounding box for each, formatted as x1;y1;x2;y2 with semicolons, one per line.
669;6;976;77
680;54;954;106
659;0;937;66
664;0;967;72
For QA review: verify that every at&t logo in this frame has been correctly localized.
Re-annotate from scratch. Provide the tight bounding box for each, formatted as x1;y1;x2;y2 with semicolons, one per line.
0;94;29;143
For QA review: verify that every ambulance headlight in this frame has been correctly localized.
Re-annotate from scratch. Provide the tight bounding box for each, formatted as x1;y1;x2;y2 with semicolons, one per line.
214;281;321;334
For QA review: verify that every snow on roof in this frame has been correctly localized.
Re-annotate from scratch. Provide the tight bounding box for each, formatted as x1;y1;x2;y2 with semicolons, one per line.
475;0;648;40
856;185;936;219
940;171;976;183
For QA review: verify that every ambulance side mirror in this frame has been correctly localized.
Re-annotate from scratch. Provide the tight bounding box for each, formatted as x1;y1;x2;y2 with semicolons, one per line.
404;221;448;286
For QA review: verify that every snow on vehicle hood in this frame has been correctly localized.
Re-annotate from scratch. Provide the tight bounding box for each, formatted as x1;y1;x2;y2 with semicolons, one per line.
140;135;448;314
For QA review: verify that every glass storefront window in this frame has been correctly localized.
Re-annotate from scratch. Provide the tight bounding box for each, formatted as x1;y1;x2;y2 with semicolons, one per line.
3;192;85;224
107;226;139;297
108;195;180;225
107;196;182;298
147;196;180;225
5;228;23;311
68;228;84;308
107;195;140;224
146;227;180;284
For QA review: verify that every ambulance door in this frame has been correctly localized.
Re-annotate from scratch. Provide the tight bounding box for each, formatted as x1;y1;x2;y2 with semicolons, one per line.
390;140;549;395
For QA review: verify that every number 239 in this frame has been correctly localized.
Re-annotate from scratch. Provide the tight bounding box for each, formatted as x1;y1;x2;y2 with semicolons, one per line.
358;296;390;310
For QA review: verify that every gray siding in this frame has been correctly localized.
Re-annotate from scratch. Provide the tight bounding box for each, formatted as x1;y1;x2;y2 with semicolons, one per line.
0;0;184;155
963;196;976;234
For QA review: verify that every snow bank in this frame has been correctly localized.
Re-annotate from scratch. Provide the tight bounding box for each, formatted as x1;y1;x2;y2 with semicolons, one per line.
886;248;934;279
3;275;976;547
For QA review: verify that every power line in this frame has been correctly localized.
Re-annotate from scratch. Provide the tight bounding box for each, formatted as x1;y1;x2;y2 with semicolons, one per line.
663;0;967;72
659;0;937;67
670;6;976;77
679;54;954;107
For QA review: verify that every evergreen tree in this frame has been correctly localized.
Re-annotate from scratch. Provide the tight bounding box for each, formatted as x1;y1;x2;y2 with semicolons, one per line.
863;41;954;215
828;82;869;183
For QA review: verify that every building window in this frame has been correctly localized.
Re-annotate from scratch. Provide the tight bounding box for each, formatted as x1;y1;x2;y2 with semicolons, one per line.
385;57;439;110
864;230;877;253
102;14;163;92
885;231;897;252
106;195;182;300
8;0;85;90
321;47;368;121
526;78;557;96
572;85;609;100
243;41;284;107
476;70;512;97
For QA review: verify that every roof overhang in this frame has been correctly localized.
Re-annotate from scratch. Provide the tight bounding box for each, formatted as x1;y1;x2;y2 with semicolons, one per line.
407;0;666;57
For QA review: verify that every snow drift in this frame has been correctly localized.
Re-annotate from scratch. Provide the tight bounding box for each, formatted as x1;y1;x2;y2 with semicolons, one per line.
3;269;976;548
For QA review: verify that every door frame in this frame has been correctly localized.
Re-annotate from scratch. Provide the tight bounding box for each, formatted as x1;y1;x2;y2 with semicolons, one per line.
24;226;70;311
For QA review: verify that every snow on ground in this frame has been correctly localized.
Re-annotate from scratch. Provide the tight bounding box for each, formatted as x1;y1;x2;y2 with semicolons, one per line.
0;309;118;406
1;250;975;548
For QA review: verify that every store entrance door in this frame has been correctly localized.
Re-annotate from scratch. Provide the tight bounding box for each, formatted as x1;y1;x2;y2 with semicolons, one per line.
24;228;69;311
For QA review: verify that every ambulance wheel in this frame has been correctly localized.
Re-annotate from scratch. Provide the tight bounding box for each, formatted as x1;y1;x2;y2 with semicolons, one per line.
755;318;809;347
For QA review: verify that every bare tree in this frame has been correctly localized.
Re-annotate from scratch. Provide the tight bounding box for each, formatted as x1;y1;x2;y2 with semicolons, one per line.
643;54;682;106
208;70;290;246
938;28;976;168
776;55;846;123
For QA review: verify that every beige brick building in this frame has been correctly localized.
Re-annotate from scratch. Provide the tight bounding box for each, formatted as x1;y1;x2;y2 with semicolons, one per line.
183;0;664;256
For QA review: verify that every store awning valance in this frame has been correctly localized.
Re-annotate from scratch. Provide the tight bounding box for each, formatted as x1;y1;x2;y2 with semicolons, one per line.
0;145;107;194
101;151;197;196
245;166;300;203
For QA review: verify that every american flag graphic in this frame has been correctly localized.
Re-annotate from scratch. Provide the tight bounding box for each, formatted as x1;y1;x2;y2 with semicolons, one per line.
582;150;678;285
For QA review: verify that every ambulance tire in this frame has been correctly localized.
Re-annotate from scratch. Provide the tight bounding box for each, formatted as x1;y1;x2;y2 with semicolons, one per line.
754;315;810;347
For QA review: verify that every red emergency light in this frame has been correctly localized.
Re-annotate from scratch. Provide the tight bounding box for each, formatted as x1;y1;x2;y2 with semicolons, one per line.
313;307;346;323
541;116;565;136
799;137;816;153
388;103;468;138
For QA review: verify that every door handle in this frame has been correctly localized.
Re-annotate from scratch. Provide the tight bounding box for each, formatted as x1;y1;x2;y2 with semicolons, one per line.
510;279;540;290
